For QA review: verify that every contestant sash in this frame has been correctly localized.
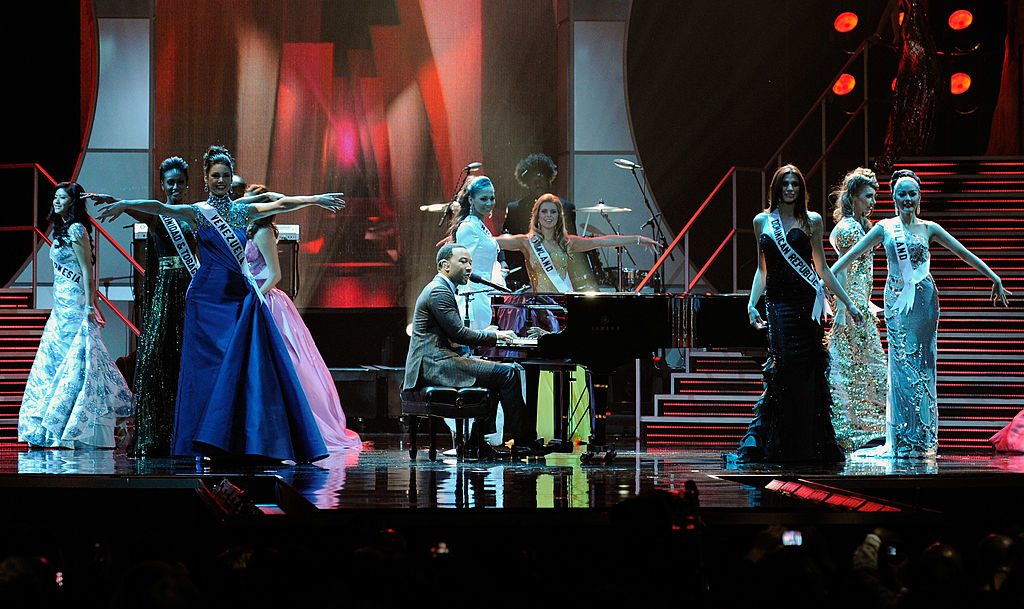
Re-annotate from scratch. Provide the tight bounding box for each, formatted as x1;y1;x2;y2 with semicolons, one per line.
880;216;930;314
529;234;573;293
764;210;829;323
52;260;82;286
159;215;199;277
195;202;266;304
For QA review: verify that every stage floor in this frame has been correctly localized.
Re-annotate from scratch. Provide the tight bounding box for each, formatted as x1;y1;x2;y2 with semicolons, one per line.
3;434;1024;525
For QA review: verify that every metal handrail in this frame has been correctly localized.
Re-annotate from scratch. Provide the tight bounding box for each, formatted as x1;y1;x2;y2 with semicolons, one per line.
762;41;869;174
1;163;142;337
640;40;875;294
634;167;736;292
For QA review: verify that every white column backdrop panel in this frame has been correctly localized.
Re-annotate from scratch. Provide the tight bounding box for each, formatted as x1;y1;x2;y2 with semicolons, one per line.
90;18;150;150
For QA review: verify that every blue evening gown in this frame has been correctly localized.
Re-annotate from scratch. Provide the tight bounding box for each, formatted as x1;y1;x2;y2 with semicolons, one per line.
171;195;327;461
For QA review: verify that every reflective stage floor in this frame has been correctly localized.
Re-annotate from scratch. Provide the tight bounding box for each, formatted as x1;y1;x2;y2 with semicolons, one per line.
3;434;1024;527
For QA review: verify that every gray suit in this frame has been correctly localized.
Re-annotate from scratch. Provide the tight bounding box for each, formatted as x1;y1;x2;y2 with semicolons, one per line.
403;274;529;444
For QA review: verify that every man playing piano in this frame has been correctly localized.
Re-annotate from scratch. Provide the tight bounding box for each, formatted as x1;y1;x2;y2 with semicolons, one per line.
403;243;551;459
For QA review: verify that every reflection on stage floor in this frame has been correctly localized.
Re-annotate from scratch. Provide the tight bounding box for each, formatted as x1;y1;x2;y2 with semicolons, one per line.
3;434;1024;517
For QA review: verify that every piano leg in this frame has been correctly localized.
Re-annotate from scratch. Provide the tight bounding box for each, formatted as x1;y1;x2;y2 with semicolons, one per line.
588;370;610;449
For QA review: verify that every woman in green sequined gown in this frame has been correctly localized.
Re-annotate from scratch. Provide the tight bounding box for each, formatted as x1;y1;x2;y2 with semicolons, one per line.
126;158;197;456
827;168;887;451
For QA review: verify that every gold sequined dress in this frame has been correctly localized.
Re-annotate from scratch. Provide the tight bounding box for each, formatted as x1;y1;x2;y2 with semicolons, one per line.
826;218;887;451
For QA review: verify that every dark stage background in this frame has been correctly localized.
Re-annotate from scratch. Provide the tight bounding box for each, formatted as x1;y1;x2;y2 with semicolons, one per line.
0;0;1016;363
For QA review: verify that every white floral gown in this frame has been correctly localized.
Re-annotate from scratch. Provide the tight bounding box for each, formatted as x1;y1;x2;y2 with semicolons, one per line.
18;223;132;447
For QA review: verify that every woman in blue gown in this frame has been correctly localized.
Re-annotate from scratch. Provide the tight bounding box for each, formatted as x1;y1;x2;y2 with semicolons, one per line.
93;145;343;461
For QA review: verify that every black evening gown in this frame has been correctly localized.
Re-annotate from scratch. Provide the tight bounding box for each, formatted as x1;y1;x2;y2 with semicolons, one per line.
737;229;843;463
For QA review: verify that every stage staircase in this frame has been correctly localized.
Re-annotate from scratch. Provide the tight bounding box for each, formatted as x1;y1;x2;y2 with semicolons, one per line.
0;288;44;451
643;157;1024;452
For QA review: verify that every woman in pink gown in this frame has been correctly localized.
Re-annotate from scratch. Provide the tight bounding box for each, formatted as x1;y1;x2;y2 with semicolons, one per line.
246;212;362;451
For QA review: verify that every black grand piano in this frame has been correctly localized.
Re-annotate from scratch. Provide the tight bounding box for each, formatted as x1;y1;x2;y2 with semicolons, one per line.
491;292;685;448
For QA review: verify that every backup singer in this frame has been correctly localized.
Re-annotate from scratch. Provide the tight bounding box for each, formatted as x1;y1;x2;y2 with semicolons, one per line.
94;145;343;462
495;194;658;444
246;191;362;451
496;194;658;292
502;153;577;289
833;169;1010;458
19;182;132;448
738;165;861;463
827;168;887;451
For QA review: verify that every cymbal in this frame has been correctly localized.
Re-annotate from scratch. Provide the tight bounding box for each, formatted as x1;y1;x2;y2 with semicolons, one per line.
419;203;451;212
578;202;631;213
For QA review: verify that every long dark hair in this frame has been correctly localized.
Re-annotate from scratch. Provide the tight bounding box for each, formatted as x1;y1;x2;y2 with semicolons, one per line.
245;184;278;240
203;145;235;175
50;182;93;247
766;164;810;226
446;175;493;240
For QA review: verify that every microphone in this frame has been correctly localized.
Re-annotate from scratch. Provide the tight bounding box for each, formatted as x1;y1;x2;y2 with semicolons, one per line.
640;212;663;229
613;158;643;170
469;272;512;293
465;162;483;172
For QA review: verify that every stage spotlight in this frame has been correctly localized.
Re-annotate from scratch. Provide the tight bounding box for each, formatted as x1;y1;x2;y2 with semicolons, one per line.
951;72;972;95
832;73;856;96
834;12;858;33
948;9;973;31
891;78;897;92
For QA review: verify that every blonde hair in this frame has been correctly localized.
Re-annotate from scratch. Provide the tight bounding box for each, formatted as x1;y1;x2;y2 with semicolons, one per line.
831;167;878;231
531;194;570;256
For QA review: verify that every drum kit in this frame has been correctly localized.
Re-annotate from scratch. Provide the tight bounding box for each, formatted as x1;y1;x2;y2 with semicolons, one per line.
421;199;651;291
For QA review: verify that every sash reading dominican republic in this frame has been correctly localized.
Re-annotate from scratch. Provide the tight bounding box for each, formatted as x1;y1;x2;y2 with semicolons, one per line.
880;216;930;314
194;202;266;305
159;215;199;277
763;210;830;323
529;234;572;293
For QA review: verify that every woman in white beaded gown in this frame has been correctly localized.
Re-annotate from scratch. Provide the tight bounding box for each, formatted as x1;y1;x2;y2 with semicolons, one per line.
18;182;132;448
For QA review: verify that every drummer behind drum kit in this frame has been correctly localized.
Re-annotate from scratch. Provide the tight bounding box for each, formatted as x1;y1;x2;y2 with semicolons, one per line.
419;199;650;291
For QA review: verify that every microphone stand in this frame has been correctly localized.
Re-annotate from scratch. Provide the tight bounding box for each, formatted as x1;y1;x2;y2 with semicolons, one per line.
627;166;670;292
600;209;636;292
439;166;472;228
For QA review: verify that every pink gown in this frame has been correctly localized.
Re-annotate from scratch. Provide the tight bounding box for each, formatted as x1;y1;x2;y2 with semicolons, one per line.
246;239;362;451
991;413;1024;453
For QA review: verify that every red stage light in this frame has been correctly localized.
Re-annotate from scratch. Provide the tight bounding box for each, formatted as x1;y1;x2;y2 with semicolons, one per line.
891;78;897;91
834;12;859;33
833;73;856;95
951;72;972;94
949;9;973;30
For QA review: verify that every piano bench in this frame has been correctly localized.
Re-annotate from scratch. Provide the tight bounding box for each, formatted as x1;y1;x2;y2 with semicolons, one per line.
401;387;494;461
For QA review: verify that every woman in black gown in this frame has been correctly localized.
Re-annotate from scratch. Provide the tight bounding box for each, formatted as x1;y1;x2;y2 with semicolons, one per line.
737;165;863;463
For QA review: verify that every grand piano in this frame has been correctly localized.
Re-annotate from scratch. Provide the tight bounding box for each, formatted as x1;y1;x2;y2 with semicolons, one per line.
491;292;686;448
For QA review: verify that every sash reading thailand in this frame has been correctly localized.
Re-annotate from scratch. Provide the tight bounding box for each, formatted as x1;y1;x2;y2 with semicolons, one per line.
159;215;199;277
529;234;572;293
880;216;930;314
764;210;830;323
195;201;266;305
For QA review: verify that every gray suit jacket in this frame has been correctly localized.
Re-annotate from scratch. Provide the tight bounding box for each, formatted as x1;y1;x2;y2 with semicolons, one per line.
403;275;498;390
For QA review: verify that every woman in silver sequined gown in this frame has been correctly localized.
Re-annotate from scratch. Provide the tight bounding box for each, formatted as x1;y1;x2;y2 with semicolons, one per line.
832;170;1010;458
827;168;887;451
